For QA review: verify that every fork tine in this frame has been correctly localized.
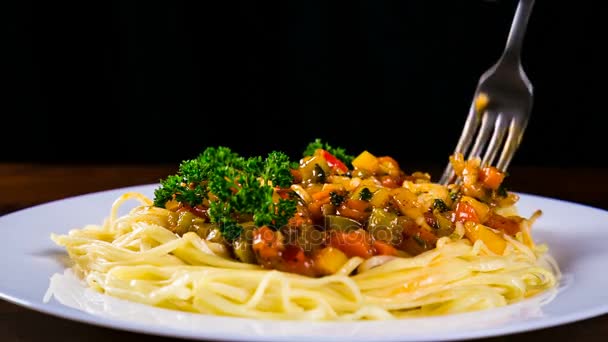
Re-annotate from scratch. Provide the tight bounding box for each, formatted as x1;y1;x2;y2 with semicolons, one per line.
466;111;494;160
438;162;456;185
496;119;525;171
453;101;482;156
481;114;508;166
438;102;481;184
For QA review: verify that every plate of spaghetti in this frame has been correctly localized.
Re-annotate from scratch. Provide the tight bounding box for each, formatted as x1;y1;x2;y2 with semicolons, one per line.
1;139;607;341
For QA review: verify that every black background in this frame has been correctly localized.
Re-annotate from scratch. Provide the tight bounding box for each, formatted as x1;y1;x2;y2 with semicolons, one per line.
4;1;605;168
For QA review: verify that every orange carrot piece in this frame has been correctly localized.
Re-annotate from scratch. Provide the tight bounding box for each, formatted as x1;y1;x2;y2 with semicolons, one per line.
373;240;398;256
479;166;505;190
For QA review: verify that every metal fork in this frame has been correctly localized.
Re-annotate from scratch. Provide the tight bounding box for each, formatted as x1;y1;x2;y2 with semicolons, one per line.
439;0;535;185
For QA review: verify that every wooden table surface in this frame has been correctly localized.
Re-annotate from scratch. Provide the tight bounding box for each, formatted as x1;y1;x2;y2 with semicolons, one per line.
1;163;607;342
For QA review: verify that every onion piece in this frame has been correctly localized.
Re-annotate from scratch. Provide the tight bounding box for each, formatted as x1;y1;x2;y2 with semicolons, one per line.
291;184;312;204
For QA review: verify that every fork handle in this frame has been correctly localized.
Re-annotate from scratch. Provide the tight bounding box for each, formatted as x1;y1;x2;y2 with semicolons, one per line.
502;0;535;63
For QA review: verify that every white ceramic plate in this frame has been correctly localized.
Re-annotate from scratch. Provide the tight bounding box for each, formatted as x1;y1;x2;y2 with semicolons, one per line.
1;184;608;342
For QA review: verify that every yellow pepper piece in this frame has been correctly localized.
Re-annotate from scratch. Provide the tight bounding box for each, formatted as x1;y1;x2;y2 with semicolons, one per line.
370;188;391;208
460;196;490;222
464;222;507;255
352;151;379;174
314;247;349;275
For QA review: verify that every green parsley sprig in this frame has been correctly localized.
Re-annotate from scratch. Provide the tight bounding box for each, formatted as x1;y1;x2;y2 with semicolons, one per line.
153;147;297;241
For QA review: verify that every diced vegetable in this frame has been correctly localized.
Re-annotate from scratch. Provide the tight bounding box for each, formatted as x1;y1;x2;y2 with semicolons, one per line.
291;184;312;204
205;227;225;243
307;190;332;222
399;216;438;255
390;187;425;221
312;190;331;202
337;199;372;222
402;181;451;209
352;151;379;174
401;217;438;245
343;198;371;212
328;175;358;191
373;240;398;256
359;178;382;189
165;199;180;211
377;156;401;176
370;187;391;208
433;211;456;237
174;210;197;235
459;196;490;222
233;234;256;263
313;247;349;275
325;215;362;231
454;201;479;223
367;208;401;244
479;166;505;190
299;155;330;184
321;203;335;216
322;150;349;174
313;164;327;183
463;222;507;254
379;175;401;188
173;210;207;236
